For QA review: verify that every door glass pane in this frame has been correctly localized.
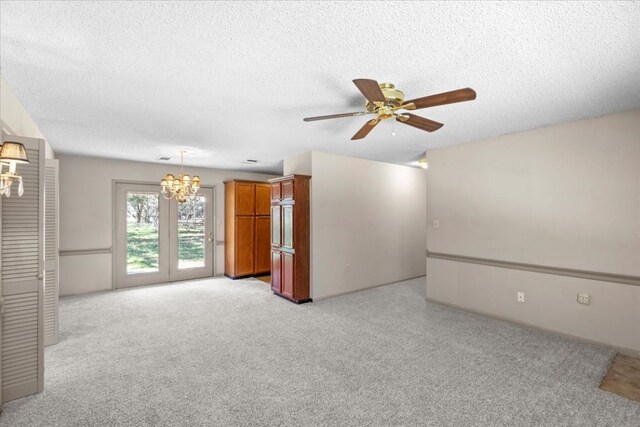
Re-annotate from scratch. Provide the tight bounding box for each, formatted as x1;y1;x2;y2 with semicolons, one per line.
126;192;160;275
282;205;293;248
178;195;206;269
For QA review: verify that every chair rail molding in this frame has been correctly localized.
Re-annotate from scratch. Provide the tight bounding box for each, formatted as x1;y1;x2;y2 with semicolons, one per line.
59;248;112;256
426;251;640;287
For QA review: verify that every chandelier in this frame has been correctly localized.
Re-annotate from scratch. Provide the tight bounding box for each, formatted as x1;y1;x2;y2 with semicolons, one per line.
0;141;30;198
160;150;200;203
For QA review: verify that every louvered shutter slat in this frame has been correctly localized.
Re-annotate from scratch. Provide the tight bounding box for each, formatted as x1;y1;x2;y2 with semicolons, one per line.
2;143;44;402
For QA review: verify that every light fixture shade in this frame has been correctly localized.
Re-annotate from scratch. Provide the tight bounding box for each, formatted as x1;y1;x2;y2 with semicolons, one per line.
0;142;30;164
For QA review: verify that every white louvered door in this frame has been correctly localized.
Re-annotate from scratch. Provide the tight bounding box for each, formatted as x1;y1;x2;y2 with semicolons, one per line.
0;134;45;403
44;159;59;346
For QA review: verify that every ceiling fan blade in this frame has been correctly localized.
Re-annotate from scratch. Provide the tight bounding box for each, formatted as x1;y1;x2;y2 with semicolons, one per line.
397;113;444;132
303;112;369;122
403;88;476;110
353;79;386;104
351;119;380;140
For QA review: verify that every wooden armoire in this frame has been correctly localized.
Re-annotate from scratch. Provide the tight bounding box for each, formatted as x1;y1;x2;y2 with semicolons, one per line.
224;180;271;279
269;175;311;304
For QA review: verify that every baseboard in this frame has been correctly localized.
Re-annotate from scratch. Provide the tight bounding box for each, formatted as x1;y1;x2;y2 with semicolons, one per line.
224;273;264;280
2;379;39;403
426;297;640;358
273;292;312;305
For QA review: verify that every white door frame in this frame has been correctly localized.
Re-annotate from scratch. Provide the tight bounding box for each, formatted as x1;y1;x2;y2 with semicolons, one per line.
112;181;215;289
114;183;169;289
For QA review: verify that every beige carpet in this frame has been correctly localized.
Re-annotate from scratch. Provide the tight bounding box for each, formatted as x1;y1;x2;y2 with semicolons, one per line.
1;276;638;426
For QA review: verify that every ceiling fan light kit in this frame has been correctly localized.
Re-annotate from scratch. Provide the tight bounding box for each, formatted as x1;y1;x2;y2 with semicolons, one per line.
303;79;476;141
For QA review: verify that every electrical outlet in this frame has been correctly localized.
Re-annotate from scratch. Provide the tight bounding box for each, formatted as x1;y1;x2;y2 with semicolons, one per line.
433;219;440;229
517;292;525;303
577;293;590;305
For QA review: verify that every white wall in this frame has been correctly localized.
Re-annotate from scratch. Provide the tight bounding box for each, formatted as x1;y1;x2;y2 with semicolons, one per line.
426;109;640;354
285;151;427;300
1;74;55;159
283;151;312;176
58;155;276;295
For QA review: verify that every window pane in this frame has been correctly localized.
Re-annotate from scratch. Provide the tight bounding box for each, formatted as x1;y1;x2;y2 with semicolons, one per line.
126;192;160;275
178;196;206;269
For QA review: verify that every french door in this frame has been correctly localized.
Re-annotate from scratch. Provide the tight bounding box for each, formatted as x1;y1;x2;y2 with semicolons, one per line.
114;183;214;288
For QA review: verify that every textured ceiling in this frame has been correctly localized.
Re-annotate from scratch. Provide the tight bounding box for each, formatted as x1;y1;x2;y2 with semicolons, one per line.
1;1;639;173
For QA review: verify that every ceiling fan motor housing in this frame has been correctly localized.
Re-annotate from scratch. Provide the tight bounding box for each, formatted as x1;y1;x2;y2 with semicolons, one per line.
366;83;405;112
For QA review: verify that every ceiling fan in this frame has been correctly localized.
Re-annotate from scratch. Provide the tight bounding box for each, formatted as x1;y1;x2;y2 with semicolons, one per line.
303;79;476;140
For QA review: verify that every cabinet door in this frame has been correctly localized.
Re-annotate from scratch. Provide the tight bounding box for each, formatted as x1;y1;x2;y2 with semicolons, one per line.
282;179;294;200
271;182;281;201
282;252;294;298
235;183;255;215
234;216;255;276
271;251;281;293
282;205;294;249
254;216;271;274
255;184;271;216
271;205;281;247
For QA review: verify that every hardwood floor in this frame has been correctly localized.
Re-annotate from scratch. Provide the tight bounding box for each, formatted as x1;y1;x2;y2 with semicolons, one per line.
600;354;640;402
256;275;270;284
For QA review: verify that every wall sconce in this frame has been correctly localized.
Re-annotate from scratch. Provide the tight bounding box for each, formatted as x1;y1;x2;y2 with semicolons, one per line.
418;159;428;170
0;141;30;197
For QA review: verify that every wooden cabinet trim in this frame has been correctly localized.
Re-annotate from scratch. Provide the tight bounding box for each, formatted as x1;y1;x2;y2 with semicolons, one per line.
268;174;311;183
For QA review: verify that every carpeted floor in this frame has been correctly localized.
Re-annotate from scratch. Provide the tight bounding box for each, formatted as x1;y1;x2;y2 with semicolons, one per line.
1;276;639;426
